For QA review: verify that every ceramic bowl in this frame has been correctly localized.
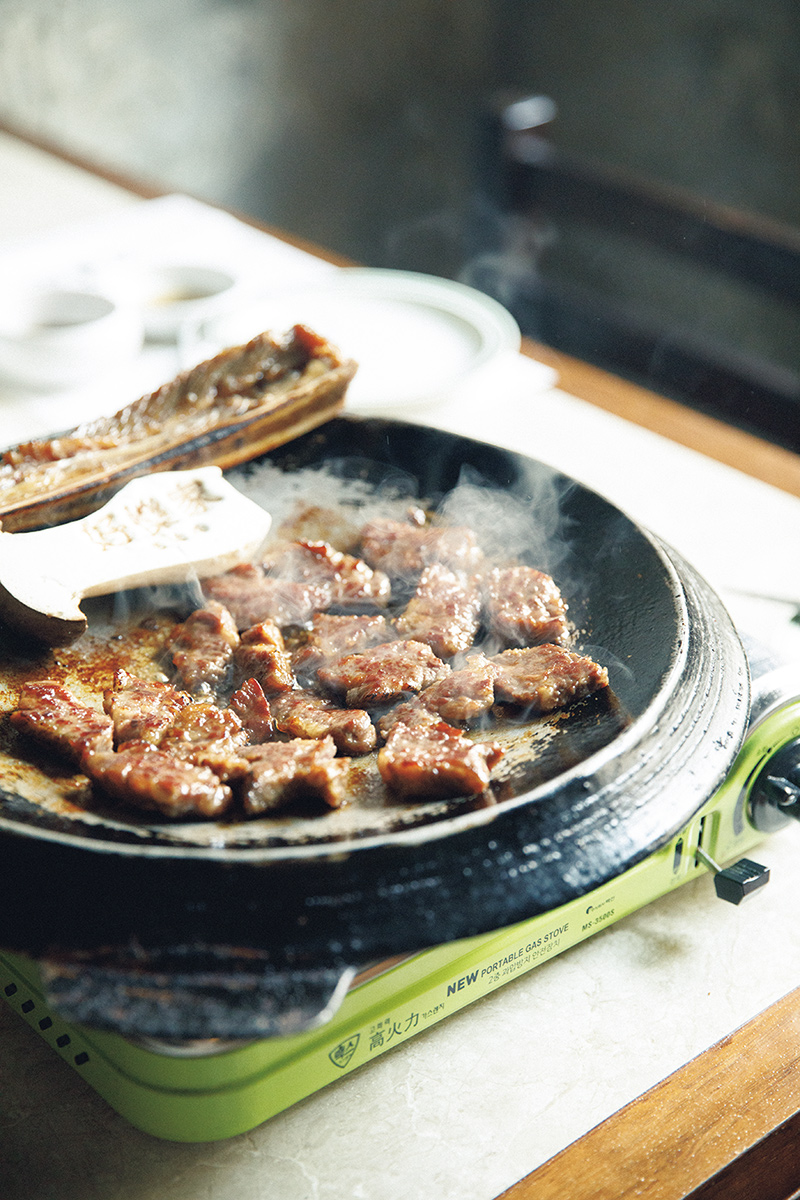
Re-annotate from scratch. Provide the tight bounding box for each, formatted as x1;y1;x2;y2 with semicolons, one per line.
140;264;239;342
0;287;143;390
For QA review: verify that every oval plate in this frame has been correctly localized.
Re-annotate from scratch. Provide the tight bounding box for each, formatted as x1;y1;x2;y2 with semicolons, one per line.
197;268;524;410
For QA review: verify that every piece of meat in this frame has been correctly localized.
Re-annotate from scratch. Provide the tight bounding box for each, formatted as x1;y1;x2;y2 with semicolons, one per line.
274;502;361;551
11;681;114;763
318;638;450;709
292;612;393;679
483;565;569;646
395;564;482;659
234;620;295;694
359;517;483;580
103;669;190;746
377;717;503;798
170;601;239;694
203;539;391;632
491;644;609;712
264;540;391;609
378;653;499;736
228;678;275;743
83;742;234;819
270;689;377;755
239;736;349;814
157;701;249;781
202;563;323;630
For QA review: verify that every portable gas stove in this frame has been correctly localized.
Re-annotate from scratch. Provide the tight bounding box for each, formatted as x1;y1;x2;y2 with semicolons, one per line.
2;640;799;1142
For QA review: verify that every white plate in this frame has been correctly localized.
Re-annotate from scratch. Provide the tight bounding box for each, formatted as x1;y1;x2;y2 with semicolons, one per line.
196;268;521;410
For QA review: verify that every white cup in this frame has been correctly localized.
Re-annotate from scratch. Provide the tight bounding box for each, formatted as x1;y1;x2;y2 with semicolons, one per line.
139;264;239;343
0;287;143;389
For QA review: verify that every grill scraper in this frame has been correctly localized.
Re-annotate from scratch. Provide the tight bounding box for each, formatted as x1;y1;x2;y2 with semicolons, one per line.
0;467;271;645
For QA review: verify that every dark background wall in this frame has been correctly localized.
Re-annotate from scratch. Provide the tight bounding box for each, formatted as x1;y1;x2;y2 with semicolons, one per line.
1;0;799;437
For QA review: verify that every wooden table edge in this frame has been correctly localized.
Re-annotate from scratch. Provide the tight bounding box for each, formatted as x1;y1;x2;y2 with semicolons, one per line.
496;985;800;1200
523;339;800;499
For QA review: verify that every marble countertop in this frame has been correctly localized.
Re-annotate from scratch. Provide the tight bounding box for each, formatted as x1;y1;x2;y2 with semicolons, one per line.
2;129;800;1200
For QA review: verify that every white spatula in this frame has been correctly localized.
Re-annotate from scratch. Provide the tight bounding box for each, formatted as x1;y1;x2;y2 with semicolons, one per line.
0;467;271;645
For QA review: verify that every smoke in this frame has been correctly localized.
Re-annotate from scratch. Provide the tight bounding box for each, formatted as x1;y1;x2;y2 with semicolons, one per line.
434;463;573;576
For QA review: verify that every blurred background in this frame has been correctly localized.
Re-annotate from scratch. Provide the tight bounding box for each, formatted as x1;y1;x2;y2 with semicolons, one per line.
1;0;799;447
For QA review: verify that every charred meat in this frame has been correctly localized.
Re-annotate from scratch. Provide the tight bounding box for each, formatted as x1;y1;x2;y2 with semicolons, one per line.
170;601;239;695
483;565;569;647
395;563;482;659
318;638;450;709
11;681;114;763
378;712;503;799
492;644;609;712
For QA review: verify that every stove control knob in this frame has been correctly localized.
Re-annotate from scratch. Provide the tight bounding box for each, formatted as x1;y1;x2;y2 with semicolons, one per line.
748;737;800;832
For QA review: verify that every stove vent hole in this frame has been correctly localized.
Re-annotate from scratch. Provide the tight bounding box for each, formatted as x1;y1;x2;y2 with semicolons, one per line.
672;838;683;872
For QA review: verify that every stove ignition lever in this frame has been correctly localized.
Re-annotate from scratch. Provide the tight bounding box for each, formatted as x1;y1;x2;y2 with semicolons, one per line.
694;847;770;905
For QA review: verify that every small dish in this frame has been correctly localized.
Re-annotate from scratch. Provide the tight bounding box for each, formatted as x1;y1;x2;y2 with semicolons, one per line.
0;287;143;390
195;268;522;410
140;264;239;342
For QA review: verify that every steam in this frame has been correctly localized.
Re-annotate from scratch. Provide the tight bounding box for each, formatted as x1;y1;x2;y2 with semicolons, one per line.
435;463;573;575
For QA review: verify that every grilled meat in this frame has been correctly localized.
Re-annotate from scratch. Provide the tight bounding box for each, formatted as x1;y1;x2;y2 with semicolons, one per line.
292;612;393;680
0;325;357;533
170;601;239;695
8;491;610;823
83;742;235;819
359;517;484;581
263;539;391;609
156;700;249;782
270;689;377;755
318;638;450;709
238;736;349;814
492;644;609;711
378;653;499;736
203;562;326;630
234;620;295;695
395;563;482;659
483;565;569;647
11;681;114;763
103;670;190;746
228;678;274;743
377;712;502;798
